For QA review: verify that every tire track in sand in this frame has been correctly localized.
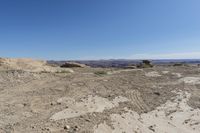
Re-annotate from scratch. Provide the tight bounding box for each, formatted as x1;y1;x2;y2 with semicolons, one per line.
126;90;149;112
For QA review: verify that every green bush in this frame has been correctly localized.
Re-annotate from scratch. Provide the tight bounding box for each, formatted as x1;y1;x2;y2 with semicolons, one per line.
137;60;153;68
142;60;151;65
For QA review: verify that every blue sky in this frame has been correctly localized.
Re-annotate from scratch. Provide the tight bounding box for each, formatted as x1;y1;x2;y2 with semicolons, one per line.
0;0;200;60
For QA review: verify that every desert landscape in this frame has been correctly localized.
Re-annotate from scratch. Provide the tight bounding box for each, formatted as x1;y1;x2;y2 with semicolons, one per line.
1;0;200;132
0;58;200;133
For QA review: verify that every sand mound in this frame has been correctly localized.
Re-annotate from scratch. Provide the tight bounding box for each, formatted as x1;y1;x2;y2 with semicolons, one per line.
0;58;73;73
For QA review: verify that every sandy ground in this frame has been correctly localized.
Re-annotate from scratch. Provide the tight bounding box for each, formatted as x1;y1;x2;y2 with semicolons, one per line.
0;59;200;133
94;91;200;133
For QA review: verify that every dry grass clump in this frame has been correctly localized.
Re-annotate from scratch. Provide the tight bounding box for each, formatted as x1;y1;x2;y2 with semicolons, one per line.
173;63;184;66
94;71;107;76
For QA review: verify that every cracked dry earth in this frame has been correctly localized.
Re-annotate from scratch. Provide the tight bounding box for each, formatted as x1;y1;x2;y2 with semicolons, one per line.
0;66;200;133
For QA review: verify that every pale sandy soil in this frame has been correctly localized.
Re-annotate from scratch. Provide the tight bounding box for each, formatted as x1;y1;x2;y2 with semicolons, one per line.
0;58;200;133
94;91;200;133
145;71;161;77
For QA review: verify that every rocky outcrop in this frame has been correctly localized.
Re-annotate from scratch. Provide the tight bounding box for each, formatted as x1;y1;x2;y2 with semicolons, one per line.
0;58;73;73
137;60;153;68
60;62;87;68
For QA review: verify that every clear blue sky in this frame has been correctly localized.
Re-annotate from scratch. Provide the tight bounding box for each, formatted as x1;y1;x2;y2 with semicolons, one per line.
0;0;200;60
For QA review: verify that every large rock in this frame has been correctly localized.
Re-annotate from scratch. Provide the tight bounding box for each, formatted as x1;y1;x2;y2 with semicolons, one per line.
60;62;87;68
0;58;73;73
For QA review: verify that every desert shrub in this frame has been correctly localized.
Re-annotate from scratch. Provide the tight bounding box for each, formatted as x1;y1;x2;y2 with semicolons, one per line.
94;71;107;76
173;63;184;66
124;65;137;69
40;71;50;73
137;60;153;68
142;60;151;65
142;63;153;68
55;70;71;73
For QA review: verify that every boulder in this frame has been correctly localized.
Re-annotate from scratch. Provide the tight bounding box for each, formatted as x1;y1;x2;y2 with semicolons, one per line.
60;62;86;68
137;60;153;68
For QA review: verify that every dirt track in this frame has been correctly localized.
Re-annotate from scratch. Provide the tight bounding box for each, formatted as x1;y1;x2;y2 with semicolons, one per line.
0;64;200;133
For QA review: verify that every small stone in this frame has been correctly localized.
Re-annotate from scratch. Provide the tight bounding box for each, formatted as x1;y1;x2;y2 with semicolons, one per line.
50;102;56;106
154;92;160;96
85;119;91;122
148;125;155;132
143;110;148;113
108;95;112;97
74;125;78;129
64;125;70;130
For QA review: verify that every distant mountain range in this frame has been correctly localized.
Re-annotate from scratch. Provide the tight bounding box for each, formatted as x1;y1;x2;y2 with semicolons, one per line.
48;59;200;68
